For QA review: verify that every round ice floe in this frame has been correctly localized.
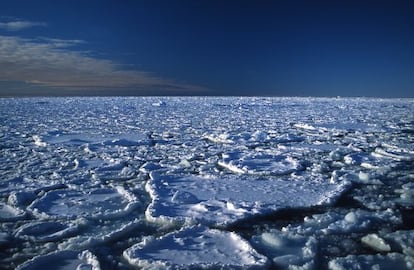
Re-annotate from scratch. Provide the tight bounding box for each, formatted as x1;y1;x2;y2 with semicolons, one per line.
219;152;302;176
123;225;269;269
17;250;100;270
28;187;138;220
15;221;78;242
0;202;26;221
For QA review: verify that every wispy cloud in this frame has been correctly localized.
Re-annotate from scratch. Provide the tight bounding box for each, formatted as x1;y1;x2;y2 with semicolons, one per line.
0;35;206;94
0;20;47;31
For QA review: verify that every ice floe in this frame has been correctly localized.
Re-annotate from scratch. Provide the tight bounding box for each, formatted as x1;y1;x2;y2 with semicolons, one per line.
16;250;100;270
123;225;269;269
14;221;78;242
218;151;302;175
145;172;348;226
28;187;139;220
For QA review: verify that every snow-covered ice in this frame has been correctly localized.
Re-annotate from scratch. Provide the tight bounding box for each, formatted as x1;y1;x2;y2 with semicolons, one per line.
123;225;270;269
28;187;139;220
0;97;413;269
146;172;348;226
16;250;100;270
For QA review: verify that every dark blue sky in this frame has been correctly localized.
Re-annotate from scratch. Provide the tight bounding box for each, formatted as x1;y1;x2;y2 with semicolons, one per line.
0;0;413;97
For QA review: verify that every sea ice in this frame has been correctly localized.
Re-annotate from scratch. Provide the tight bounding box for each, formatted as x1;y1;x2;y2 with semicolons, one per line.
384;230;414;257
16;250;100;270
328;253;411;270
145;172;348;226
252;230;316;269
282;208;401;236
28;187;139;220
0;202;26;221
218;151;302;176
1;97;413;269
123;225;270;269
361;233;391;252
14;221;78;242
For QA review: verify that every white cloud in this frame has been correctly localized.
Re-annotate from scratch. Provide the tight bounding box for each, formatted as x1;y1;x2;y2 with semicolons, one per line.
0;35;205;93
0;20;47;31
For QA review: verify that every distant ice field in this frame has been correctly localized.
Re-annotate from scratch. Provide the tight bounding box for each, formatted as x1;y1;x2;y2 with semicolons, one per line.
0;97;413;269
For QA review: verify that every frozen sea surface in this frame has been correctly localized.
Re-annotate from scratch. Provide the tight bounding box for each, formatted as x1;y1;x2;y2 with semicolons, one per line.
0;97;413;269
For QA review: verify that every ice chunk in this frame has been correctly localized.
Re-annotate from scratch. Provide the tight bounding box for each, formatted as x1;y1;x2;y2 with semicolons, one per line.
203;133;234;144
361;233;391;252
32;135;47;147
0;202;26;221
294;123;317;131
358;171;370;183
275;133;304;143
328;253;410;270
145;172;348;226
279;209;401;238
324;209;401;234
151;100;166;107
251;230;316;269
17;250;100;270
250;130;269;142
123;225;269;269
395;182;414;203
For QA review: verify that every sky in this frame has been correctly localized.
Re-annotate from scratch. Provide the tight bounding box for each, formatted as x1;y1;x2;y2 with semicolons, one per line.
0;0;413;97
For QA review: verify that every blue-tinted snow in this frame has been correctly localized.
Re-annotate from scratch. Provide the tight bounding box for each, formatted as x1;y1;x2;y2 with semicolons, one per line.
0;97;413;269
